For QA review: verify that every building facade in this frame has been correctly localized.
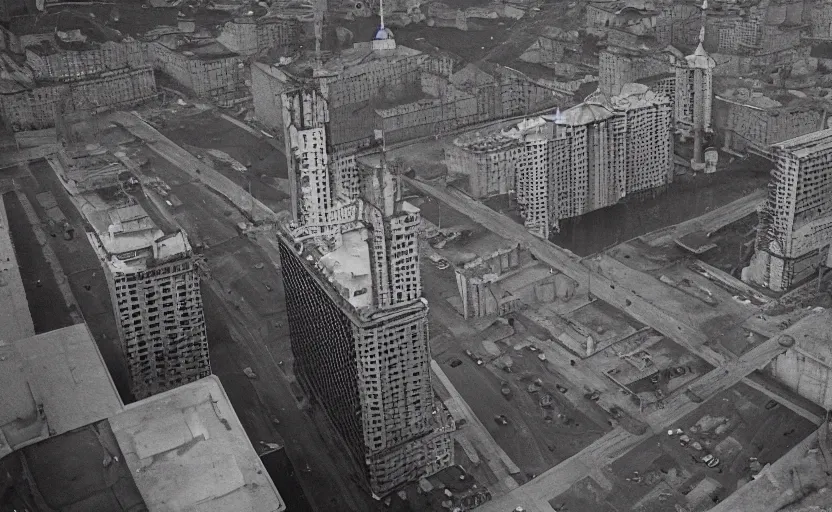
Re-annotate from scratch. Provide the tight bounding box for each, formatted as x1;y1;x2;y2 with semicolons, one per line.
744;129;832;291
278;86;453;496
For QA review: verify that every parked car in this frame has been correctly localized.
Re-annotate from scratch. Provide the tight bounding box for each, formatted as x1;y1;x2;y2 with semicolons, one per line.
702;454;720;468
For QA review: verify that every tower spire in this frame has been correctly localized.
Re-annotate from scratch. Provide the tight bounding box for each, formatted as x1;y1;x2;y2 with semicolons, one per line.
379;0;385;30
313;0;323;69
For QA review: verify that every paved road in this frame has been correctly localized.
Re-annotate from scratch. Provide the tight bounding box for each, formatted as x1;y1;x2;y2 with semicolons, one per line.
110;111;277;224
431;361;521;494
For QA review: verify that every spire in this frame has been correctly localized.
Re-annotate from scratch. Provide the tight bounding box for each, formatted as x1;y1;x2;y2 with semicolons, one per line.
379;0;385;30
313;0;323;69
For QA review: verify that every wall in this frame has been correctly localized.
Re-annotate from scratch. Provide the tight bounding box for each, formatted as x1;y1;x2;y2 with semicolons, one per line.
27;40;149;82
600;48;673;96
444;139;522;198
714;97;823;155
323;53;427;109
769;349;832;408
150;42;244;105
0;67;156;131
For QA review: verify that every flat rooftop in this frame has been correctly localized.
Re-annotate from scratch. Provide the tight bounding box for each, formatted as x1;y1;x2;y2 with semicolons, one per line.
771;127;832;159
0;323;124;458
110;375;286;512
1;375;285;512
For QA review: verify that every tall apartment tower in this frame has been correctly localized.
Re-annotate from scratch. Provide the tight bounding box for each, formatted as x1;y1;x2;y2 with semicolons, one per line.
277;86;453;497
55;146;210;400
743;129;832;291
511;85;672;238
88;207;210;400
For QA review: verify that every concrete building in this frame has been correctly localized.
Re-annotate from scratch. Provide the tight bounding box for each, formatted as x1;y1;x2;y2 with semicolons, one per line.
216;15;299;56
714;89;825;158
744;128;832;291
0;324;285;511
448;84;672;238
599;45;675;97
25;39;149;82
0;65;156;131
253;37;451;149
150;39;245;106
0;28;156;131
586;1;658;37
52;145;210;400
277;85;453;497
767;310;832;409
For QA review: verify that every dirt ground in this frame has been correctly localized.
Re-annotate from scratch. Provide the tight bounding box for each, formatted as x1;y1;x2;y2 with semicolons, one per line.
551;382;817;512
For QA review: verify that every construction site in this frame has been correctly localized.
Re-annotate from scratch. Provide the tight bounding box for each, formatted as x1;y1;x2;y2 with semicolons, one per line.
3;0;832;510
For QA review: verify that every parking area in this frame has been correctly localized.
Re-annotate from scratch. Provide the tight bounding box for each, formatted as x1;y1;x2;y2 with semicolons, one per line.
550;382;817;511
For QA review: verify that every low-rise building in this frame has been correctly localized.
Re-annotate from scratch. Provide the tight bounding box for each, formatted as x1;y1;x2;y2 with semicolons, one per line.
217;14;300;56
714;88;826;158
0;323;285;511
150;38;245;106
0;66;156;131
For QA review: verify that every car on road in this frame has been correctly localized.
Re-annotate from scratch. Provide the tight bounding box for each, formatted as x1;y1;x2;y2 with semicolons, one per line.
494;414;509;426
465;349;483;365
449;358;463;368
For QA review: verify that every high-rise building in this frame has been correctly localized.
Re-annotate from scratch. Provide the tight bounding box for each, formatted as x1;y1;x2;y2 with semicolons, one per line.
53;145;210;400
744;128;832;291
506;84;672;238
277;85;453;497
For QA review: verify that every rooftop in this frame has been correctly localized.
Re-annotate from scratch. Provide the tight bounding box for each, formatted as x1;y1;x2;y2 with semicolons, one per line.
174;39;239;60
55;145;192;272
1;375;285;512
772;128;832;159
279;42;422;80
317;227;374;309
0;323;124;458
2;419;146;511
109;375;286;512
